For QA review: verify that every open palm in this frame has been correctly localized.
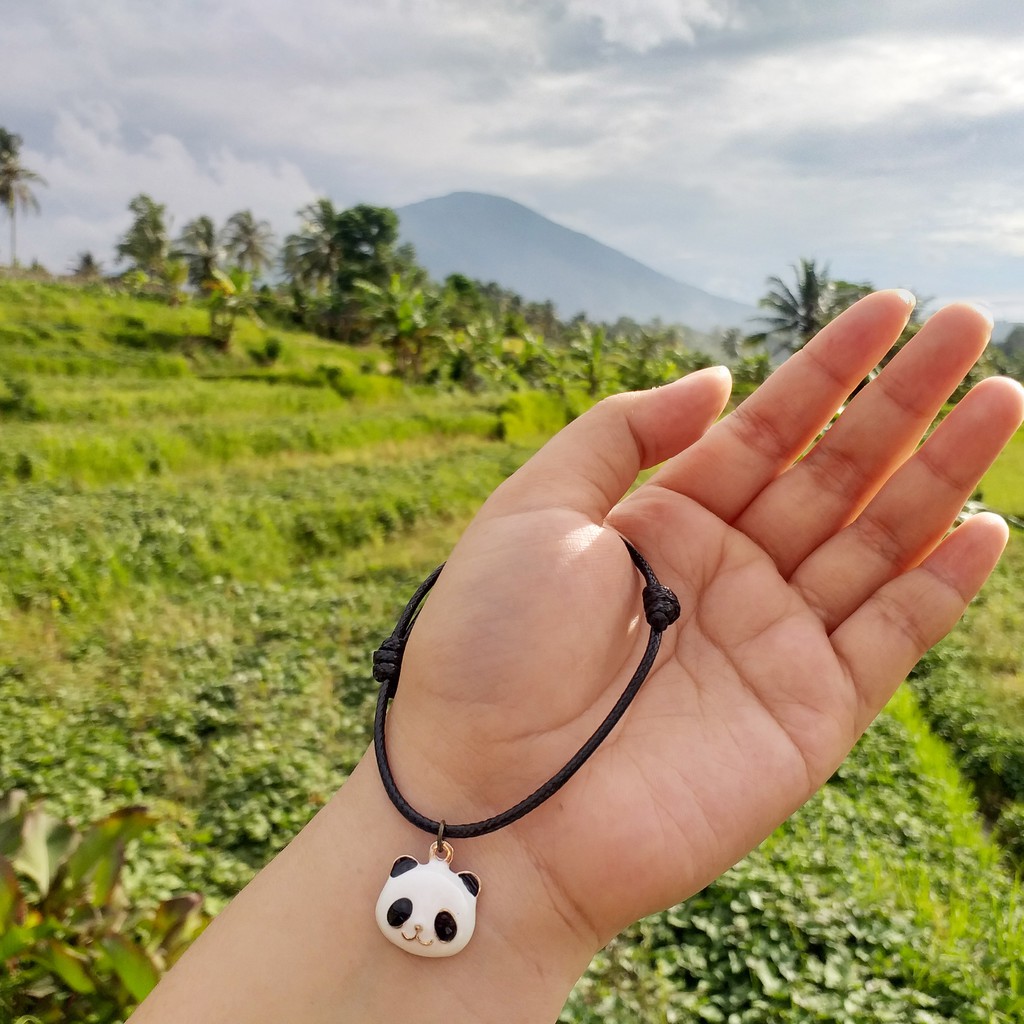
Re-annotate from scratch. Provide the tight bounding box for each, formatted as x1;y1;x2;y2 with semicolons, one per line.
383;292;1023;947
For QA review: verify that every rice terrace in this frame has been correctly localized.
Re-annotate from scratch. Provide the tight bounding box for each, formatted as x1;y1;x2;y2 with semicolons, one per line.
2;266;1024;1023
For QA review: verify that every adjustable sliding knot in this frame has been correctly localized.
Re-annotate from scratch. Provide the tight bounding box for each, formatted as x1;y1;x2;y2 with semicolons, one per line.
373;634;405;697
372;535;683;841
642;583;680;632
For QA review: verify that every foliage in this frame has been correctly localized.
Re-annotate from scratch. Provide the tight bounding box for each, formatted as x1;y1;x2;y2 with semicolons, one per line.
0;376;43;421
356;272;448;380
221;209;274;278
1;276;1022;1018
172;214;222;289
751;259;870;355
978;429;1024;516
0;791;207;1022
908;520;1024;869
115;195;169;276
68;252;103;281
280;197;346;294
498;390;589;443
0;127;47;268
205;267;261;350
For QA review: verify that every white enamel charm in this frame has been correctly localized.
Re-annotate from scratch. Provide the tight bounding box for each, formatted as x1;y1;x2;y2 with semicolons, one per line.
376;843;480;957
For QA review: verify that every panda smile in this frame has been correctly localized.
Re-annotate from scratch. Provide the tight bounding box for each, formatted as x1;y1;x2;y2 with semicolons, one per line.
401;925;433;946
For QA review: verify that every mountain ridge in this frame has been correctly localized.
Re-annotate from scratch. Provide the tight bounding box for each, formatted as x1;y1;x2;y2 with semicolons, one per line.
396;191;757;332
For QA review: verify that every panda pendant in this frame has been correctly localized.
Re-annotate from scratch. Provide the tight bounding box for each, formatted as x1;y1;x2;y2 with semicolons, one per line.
376;841;481;957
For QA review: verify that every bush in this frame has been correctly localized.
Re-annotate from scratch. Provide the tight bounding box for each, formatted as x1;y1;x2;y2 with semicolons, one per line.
0;791;207;1023
498;389;589;442
0;377;43;421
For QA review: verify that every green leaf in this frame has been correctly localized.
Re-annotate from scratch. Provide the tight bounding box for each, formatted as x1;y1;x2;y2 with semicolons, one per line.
0;790;28;856
101;934;161;1003
65;806;153;904
0;853;26;929
0;921;32;959
89;838;126;907
46;938;97;995
12;807;76;897
147;893;204;955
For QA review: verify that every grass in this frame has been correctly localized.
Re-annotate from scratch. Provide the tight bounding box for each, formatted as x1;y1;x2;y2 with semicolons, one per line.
2;276;1024;1021
956;534;1024;712
980;428;1024;518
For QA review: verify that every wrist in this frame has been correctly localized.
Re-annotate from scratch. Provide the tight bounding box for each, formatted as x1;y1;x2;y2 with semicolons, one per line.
135;748;594;1024
335;750;597;1020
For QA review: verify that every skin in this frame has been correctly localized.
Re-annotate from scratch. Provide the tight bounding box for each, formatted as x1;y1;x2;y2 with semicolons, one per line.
134;292;1024;1023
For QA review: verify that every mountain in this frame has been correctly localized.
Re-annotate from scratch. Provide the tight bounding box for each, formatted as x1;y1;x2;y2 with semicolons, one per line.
396;192;757;332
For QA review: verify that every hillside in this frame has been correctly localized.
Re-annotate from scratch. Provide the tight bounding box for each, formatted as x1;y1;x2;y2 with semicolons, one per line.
2;278;1023;1021
397;191;757;331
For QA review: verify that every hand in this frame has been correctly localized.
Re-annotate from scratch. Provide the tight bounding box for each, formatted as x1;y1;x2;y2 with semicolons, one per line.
385;291;1024;954
135;292;1024;1024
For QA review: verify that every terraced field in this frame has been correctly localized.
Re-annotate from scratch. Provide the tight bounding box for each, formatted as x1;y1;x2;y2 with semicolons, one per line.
2;279;1023;1022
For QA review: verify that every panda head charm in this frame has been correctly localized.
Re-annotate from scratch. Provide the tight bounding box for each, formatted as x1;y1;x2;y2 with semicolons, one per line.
376;844;480;958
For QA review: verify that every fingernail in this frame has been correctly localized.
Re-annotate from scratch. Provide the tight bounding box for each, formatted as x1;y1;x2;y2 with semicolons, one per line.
894;288;916;309
967;301;995;327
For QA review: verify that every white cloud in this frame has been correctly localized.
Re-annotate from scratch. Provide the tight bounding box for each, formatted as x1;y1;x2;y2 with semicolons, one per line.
6;1;1024;317
20;105;319;270
564;0;741;51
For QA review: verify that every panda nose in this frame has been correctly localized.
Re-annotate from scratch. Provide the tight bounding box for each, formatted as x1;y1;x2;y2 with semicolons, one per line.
408;924;433;946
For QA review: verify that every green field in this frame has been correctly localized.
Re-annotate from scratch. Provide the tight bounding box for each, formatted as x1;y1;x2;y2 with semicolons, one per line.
2;279;1024;1022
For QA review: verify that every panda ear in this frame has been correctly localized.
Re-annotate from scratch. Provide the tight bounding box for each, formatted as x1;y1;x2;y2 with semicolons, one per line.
458;871;481;897
390;856;419;877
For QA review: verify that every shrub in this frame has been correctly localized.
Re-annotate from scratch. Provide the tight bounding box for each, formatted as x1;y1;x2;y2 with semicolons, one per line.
0;791;207;1022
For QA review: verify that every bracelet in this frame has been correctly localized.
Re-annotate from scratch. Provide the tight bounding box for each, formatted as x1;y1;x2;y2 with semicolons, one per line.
371;536;681;958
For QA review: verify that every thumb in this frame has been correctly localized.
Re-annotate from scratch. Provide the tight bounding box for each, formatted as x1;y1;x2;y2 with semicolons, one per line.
483;366;733;523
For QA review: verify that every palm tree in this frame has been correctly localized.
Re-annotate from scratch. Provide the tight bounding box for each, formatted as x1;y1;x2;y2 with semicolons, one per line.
753;258;837;354
222;209;274;278
116;194;169;276
0;128;47;268
172;215;222;288
281;198;345;293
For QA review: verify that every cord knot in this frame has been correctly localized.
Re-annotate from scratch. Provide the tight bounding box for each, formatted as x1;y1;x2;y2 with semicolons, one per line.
373;634;405;697
642;583;680;631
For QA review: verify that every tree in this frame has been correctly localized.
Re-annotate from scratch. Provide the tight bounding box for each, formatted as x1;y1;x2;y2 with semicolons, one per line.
356;273;448;380
616;326;683;392
752;258;837;355
206;267;261;350
116;194;169;276
222;209;274;277
0;128;47;268
567;324;613;398
172;215;222;288
69;251;103;280
161;257;189;306
281;198;345;294
333;204;399;296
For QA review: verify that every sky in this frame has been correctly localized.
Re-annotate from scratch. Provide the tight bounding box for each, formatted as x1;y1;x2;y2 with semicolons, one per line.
5;0;1024;319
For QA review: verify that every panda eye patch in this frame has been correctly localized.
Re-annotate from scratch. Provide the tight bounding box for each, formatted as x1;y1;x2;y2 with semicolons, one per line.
387;898;413;928
434;910;457;943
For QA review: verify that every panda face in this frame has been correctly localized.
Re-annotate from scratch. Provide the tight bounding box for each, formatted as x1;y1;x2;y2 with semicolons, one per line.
375;851;480;958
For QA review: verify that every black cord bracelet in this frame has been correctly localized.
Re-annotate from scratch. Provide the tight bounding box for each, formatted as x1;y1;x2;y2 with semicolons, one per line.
372;536;681;841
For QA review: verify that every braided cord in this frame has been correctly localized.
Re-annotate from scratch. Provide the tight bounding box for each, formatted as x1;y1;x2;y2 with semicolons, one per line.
372;537;680;840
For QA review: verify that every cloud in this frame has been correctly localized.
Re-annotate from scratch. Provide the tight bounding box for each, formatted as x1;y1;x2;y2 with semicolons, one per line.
20;104;319;270
5;0;1024;316
563;0;742;51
